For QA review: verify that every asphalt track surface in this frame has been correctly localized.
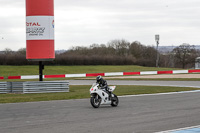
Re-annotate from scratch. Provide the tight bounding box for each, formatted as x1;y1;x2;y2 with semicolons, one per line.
1;80;200;133
69;80;200;88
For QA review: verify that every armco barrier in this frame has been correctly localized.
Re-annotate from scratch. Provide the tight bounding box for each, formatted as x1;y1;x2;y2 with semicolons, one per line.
7;82;23;93
0;82;7;93
23;81;69;93
0;81;69;94
5;69;200;80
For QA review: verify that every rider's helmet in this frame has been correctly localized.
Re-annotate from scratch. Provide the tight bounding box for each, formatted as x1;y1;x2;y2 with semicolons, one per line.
96;75;102;83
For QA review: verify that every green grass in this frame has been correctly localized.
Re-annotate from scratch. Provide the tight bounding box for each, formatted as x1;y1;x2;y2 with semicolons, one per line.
0;65;181;77
103;78;200;81
0;85;199;104
0;65;184;82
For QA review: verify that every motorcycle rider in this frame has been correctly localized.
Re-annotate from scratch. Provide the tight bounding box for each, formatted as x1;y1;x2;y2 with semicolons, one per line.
96;76;111;97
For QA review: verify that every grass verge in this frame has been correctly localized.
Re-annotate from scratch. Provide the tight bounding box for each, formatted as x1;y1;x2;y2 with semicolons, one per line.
76;77;200;81
104;78;200;81
1;77;200;82
0;65;180;77
0;85;199;104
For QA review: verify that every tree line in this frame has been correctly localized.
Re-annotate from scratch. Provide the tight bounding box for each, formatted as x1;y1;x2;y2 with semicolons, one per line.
0;39;199;68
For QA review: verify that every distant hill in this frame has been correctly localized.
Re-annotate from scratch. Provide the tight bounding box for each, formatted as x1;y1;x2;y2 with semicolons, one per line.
55;50;67;54
157;45;200;53
194;45;200;50
157;46;175;53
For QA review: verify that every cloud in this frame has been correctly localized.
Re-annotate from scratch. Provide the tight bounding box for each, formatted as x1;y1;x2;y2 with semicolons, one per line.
0;0;200;50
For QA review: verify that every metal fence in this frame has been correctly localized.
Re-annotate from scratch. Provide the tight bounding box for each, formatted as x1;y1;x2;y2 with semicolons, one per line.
0;81;69;94
23;81;69;93
0;82;7;93
7;82;23;93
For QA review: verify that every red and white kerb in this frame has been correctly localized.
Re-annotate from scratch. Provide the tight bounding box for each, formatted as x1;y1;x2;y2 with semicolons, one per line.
26;0;55;61
6;69;200;80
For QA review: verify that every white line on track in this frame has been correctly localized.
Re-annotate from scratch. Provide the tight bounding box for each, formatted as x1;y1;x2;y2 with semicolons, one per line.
118;90;200;98
155;125;200;133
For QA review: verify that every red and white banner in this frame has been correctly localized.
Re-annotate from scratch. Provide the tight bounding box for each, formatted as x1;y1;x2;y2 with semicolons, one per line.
26;0;55;61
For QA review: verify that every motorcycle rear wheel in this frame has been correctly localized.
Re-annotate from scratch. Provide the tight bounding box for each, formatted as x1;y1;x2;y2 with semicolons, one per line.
111;94;119;107
90;95;101;108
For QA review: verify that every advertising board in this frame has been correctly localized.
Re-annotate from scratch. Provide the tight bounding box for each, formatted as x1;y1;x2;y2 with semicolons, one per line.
26;0;55;61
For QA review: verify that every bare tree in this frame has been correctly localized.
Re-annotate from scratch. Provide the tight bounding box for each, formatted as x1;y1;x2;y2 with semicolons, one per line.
4;48;13;55
17;48;26;55
107;39;130;56
173;43;197;68
129;41;144;58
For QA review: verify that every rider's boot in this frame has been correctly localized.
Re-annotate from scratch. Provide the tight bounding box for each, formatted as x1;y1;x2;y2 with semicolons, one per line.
108;91;112;100
105;87;112;100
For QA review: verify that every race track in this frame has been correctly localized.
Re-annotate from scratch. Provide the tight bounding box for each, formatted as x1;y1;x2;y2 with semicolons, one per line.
69;80;200;88
1;89;200;133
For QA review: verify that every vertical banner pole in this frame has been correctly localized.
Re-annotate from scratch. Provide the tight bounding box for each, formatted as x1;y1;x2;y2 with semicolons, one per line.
26;0;54;81
39;61;43;81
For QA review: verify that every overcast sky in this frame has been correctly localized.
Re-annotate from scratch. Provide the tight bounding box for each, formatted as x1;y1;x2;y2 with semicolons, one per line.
0;0;200;50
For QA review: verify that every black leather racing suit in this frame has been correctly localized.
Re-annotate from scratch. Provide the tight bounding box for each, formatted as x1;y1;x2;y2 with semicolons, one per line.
97;78;108;92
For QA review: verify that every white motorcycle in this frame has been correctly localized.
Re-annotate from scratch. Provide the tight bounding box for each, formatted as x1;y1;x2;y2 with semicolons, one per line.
90;83;119;108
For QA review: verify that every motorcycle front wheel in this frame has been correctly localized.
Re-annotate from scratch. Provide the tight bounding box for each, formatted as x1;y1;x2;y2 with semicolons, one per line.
90;94;101;108
111;94;119;107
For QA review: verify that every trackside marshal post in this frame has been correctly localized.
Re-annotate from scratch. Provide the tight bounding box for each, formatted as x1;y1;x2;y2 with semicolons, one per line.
26;0;55;81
